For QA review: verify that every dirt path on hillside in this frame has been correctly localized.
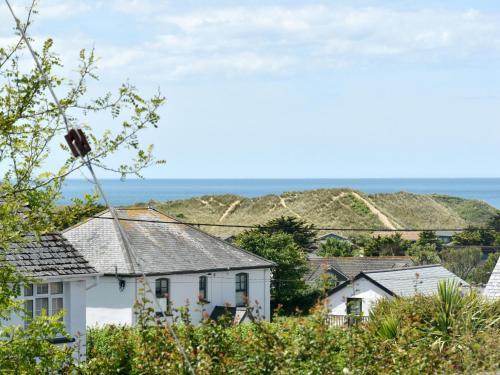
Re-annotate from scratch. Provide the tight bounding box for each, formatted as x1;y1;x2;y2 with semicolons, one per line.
351;192;400;229
219;200;241;222
278;195;302;218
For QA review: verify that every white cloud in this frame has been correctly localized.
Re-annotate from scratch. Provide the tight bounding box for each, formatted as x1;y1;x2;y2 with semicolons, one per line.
4;3;500;81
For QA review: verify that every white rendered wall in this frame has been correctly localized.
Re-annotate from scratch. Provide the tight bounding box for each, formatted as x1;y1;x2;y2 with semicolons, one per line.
86;275;136;326
325;278;392;316
87;269;271;326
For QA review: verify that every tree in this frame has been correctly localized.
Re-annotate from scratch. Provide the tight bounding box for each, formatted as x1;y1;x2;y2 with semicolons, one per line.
0;4;164;369
256;216;316;249
452;227;496;246
407;243;440;265
317;238;354;257
235;231;308;307
487;212;500;232
417;230;442;252
440;247;482;281
364;234;411;256
468;253;500;284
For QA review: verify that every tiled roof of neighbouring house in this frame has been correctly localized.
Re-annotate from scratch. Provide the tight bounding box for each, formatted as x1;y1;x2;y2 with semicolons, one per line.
5;233;99;277
484;257;500;299
63;207;274;275
364;264;468;297
306;256;414;284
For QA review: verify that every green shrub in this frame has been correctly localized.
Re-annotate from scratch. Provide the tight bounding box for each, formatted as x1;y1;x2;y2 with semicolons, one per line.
80;289;500;374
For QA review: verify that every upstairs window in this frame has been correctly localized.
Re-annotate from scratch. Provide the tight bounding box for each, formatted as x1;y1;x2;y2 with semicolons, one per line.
23;282;64;326
235;273;249;307
199;276;208;301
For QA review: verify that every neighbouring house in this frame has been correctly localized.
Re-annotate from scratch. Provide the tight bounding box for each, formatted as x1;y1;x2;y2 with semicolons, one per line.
305;256;414;289
484;256;500;299
63;207;274;326
308;232;352;253
317;232;350;243
2;233;99;349
435;231;458;245
371;230;459;244
325;265;468;321
371;231;421;242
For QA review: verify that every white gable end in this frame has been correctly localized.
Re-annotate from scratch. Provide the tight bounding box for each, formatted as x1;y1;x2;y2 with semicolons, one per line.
484;256;500;299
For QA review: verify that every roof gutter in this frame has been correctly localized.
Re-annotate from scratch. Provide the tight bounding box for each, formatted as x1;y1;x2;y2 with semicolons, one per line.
37;273;102;282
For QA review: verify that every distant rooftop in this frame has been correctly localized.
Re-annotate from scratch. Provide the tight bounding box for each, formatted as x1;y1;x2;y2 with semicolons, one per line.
364;264;468;297
306;256;413;284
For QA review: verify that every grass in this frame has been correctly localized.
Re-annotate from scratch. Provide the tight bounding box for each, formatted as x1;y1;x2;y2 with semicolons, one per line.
152;189;498;237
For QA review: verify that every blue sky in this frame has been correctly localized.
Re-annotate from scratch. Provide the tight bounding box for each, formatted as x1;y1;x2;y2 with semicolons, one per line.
2;0;500;178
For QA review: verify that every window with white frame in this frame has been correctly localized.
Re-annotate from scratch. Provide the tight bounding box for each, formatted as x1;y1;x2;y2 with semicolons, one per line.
23;282;64;326
199;275;208;301
155;278;172;315
235;273;249;307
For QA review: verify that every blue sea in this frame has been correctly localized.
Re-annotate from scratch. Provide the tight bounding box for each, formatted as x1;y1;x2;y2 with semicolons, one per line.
60;178;500;208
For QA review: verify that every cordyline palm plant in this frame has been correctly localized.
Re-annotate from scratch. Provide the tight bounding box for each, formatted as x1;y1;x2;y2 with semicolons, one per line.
431;280;500;352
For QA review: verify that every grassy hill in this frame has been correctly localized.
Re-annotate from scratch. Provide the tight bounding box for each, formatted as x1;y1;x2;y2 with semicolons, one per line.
151;189;498;238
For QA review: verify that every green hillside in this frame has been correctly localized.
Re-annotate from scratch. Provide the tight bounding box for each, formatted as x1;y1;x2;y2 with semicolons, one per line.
151;189;498;238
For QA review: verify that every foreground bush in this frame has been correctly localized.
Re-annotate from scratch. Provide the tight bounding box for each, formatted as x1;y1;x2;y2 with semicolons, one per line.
82;284;500;374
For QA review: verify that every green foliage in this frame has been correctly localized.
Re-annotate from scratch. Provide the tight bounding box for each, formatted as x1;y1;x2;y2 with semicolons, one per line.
235;231;308;308
417;230;442;252
487;212;500;232
441;247;482;281
407;243;440;265
469;253;500;284
51;193;106;230
364;233;411;256
452;226;496;246
256;216;317;249
81;290;500;374
317;238;354;257
0;310;75;373
0;5;164;371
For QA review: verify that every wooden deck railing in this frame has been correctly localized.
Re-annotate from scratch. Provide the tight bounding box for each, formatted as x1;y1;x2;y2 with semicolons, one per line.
326;314;369;328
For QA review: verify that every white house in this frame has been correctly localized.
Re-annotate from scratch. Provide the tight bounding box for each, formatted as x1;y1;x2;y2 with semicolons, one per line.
2;233;99;349
484;256;500;299
325;264;468;319
63;207;274;326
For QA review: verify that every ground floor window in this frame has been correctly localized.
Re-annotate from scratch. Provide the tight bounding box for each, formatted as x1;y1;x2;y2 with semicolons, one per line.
346;297;362;315
235;273;249;307
155;278;172;315
23;282;64;326
199;275;208;301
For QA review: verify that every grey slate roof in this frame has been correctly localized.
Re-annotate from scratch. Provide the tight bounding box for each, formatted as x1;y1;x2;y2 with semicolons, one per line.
5;233;99;278
306;256;414;284
364;265;468;297
484;256;500;299
63;207;274;275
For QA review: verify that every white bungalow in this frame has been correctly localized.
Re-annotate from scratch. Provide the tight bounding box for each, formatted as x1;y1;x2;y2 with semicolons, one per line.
324;265;468;325
63;207;274;326
2;233;100;349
